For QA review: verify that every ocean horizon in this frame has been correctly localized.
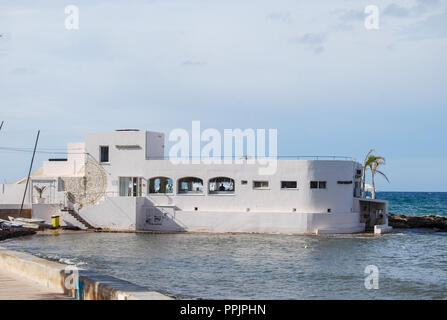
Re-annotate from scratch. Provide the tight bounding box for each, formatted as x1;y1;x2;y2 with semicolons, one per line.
376;192;447;217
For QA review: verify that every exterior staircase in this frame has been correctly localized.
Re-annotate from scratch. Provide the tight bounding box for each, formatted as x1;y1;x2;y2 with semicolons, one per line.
61;208;96;230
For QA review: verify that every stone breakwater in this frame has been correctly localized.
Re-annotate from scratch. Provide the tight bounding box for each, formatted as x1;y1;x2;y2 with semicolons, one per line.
388;213;447;231
0;228;36;241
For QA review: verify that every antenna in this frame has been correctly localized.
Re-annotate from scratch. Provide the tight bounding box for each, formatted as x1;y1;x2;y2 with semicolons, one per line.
19;130;40;217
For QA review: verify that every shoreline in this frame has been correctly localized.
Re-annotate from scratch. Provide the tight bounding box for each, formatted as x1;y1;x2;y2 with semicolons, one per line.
0;228;36;241
2;212;447;244
2;213;447;243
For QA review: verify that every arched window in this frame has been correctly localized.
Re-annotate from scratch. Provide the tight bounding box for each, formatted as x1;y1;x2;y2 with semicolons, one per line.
178;177;203;194
149;177;173;194
208;177;235;194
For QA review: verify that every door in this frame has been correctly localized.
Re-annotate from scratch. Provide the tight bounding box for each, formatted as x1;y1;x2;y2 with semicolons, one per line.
119;177;142;197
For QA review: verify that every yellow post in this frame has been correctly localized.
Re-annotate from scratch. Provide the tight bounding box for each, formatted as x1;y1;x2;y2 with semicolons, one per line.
51;215;60;228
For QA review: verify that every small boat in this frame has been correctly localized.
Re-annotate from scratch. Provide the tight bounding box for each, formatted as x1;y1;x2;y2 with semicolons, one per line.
7;217;41;229
9;217;45;224
0;218;23;228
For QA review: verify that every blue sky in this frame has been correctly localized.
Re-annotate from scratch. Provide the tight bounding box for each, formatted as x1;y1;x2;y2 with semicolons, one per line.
0;0;446;191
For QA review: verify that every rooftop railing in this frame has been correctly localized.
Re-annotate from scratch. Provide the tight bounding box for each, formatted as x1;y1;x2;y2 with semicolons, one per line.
146;156;355;161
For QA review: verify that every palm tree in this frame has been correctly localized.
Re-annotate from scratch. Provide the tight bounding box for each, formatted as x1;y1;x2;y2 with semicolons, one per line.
371;157;389;199
362;149;375;198
362;150;390;199
34;185;46;198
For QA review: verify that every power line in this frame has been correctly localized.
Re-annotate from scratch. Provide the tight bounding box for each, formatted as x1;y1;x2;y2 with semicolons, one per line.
0;146;86;155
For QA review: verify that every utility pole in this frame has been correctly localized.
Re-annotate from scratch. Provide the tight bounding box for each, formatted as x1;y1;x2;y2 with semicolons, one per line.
19;130;40;217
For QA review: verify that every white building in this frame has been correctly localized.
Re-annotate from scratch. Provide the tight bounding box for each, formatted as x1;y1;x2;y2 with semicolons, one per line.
0;129;392;234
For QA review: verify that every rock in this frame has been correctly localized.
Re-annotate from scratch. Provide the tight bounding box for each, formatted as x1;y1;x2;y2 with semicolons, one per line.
0;228;36;241
388;213;447;231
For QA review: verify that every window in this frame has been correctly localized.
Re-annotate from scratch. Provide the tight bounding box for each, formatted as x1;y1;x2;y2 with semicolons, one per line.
310;181;326;189
354;182;361;197
253;181;269;189
178;177;203;194
149;177;173;194
119;177;142;197
281;181;297;189
57;178;65;192
100;146;109;163
337;181;353;185
241;180;248;185
209;177;235;194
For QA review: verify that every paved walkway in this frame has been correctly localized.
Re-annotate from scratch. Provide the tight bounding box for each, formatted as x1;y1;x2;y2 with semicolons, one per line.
0;269;71;300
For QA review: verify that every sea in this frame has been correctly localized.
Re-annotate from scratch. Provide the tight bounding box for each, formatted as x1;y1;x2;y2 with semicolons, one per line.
1;192;447;299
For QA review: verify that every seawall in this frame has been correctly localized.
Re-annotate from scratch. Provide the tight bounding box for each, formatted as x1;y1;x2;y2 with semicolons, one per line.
0;246;173;300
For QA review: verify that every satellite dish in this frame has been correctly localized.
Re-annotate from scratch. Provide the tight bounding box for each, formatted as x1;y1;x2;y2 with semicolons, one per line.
63;157;107;210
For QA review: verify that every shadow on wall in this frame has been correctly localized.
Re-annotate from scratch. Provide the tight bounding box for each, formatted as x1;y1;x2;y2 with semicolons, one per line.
137;197;186;232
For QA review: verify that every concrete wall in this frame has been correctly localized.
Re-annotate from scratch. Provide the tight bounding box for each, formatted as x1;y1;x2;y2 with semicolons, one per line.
137;207;364;234
0;207;32;220
145;131;165;159
0;247;172;300
84;131;363;214
42;142;86;177
85;157;360;214
83;196;363;234
0;184;30;204
80;197;137;230
32;204;60;223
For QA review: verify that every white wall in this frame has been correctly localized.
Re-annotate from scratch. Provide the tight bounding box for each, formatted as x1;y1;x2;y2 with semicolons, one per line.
82;130;362;214
145;131;165;159
95;159;360;214
32;204;60;223
80;197;137;230
42;142;86;177
0;184;30;204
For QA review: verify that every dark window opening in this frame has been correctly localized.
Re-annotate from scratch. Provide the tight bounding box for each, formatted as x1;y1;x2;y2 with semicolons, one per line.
178;177;203;194
311;181;326;189
100;146;109;163
281;181;297;189
209;177;235;194
253;181;269;189
149;177;173;194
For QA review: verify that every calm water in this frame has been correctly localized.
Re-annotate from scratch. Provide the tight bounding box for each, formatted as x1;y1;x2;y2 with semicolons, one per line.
1;192;446;299
2;230;447;299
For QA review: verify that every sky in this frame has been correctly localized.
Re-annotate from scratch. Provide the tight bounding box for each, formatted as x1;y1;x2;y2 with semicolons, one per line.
0;0;446;191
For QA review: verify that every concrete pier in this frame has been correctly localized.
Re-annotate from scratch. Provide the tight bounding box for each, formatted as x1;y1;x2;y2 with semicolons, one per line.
0;246;173;300
0;268;70;300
